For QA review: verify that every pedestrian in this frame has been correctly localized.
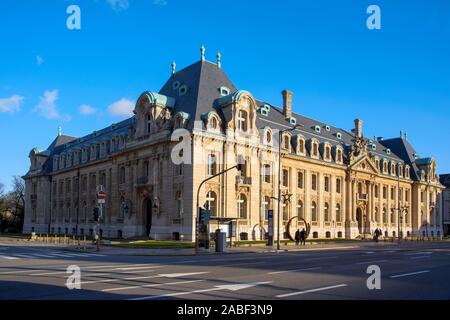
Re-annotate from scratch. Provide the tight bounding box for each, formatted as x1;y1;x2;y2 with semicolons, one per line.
295;229;300;245
300;228;306;246
374;229;379;243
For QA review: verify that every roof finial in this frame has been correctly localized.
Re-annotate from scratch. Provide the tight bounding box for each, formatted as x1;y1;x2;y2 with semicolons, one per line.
400;130;403;139
217;50;221;68
200;45;205;61
171;61;176;75
58;126;62;137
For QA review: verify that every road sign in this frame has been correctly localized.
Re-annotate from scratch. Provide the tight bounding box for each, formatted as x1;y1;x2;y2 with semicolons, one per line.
97;198;105;204
97;191;105;199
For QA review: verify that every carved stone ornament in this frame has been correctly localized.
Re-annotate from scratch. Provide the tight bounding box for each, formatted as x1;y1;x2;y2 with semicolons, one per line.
347;137;368;164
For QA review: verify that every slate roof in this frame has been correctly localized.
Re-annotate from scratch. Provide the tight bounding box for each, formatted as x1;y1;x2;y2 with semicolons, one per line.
440;174;450;187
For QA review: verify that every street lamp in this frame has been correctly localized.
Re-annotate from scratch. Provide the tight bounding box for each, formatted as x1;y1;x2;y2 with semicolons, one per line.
277;125;300;251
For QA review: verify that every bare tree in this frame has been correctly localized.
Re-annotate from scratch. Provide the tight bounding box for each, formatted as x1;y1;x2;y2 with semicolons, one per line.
8;176;25;230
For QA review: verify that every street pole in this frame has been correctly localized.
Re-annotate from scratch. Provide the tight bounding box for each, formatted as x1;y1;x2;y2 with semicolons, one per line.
398;173;401;244
195;163;242;255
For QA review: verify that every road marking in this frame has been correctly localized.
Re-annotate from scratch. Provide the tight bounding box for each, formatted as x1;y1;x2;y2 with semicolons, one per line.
389;270;430;279
410;256;430;260
114;266;160;271
104;280;205;292
355;260;388;265
221;261;266;268
14;254;37;259
80;271;209;285
0;255;19;260
276;284;348;298
267;267;321;275
364;251;375;254
128;281;272;300
403;252;432;256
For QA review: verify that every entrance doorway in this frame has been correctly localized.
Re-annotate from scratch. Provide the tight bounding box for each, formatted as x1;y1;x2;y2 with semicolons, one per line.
356;208;363;234
144;198;153;238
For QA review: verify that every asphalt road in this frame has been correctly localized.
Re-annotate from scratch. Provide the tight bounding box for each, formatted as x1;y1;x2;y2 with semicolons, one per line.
1;240;450;300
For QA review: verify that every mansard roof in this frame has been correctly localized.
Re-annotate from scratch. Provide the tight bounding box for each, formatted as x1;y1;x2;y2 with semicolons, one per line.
27;57;435;182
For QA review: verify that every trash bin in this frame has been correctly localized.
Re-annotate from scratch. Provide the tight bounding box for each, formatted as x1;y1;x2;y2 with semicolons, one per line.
215;229;226;253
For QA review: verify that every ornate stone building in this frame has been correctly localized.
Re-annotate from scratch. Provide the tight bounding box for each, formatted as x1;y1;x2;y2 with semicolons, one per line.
440;174;450;236
23;51;445;241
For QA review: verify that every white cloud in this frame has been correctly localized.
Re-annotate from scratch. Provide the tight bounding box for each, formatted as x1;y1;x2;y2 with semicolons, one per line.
0;95;24;113
107;0;129;11
34;90;71;121
79;104;97;116
107;98;134;117
36;55;44;66
153;0;168;6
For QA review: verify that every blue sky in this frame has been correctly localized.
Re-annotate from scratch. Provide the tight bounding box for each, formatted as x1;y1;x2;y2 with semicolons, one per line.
1;0;450;190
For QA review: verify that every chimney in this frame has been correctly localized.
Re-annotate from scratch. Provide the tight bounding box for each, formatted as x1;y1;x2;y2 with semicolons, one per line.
282;90;293;118
354;119;363;138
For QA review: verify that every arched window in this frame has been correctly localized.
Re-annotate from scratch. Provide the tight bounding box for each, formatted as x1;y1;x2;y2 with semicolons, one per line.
336;204;341;222
297;200;303;219
383;208;387;223
237;194;247;219
237;110;248;132
262;196;270;220
120;167;126;184
311;201;317;222
324;202;329;222
390;208;395;224
119;197;125;220
206;191;216;217
207;154;217;175
174;191;182;217
282;169;289;187
312;142;319;157
210;117;218;130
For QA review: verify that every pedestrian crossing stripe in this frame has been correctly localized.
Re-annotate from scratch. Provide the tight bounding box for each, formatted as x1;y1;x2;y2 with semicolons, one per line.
0;252;106;260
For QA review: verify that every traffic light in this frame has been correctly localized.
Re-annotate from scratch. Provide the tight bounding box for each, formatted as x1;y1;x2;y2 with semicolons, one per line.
199;208;210;223
93;207;99;222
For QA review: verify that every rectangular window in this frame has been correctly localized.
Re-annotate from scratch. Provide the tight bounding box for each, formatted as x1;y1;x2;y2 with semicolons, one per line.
297;171;304;189
311;174;317;191
336;178;341;194
263;164;271;183
282;169;289;187
324;176;330;192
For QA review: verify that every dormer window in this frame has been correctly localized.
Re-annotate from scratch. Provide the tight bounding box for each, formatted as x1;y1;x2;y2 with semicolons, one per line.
297;136;305;154
375;158;380;170
210;117;218;130
383;160;388;173
314;125;321;133
405;166;410;178
237;110;248;132
282;134;290;150
179;84;188;96
336;148;343;163
311;140;319;158
391;162;396;176
372;144;377;151
325;125;330;131
172;81;181;90
147;114;151;133
218;86;230;96
386;148;391;155
336;132;342;139
324;144;331;161
265;129;272;145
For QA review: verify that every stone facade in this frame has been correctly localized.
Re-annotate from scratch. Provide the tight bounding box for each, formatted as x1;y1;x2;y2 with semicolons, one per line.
23;56;445;241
